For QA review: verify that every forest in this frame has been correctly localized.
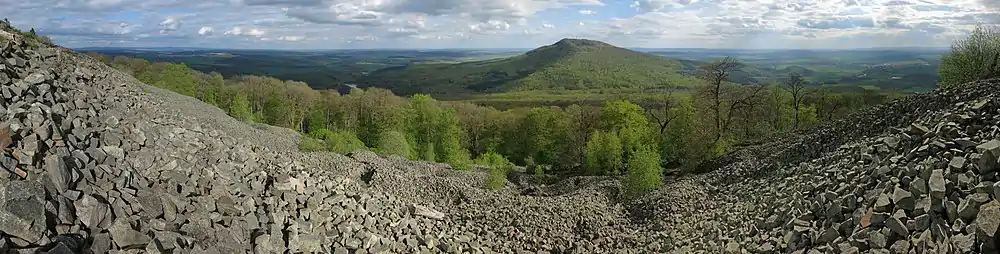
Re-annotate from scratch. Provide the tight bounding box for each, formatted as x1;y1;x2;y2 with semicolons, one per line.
85;50;894;195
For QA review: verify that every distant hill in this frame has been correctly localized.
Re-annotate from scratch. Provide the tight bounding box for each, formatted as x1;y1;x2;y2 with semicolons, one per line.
360;39;703;95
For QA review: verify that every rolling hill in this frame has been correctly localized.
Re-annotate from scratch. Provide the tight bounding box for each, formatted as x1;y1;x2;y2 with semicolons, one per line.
360;38;703;96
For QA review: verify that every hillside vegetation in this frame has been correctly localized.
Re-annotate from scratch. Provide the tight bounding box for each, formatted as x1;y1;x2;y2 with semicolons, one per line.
361;38;701;95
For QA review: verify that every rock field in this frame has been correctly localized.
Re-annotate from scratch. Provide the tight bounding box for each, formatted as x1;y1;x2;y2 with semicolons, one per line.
1;26;999;253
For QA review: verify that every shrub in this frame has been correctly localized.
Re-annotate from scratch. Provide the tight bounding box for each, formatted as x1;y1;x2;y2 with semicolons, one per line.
308;128;335;140
325;131;367;154
298;137;326;152
475;152;513;190
585;130;623;175
375;131;410;158
624;145;663;198
939;24;1000;87
487;165;509;190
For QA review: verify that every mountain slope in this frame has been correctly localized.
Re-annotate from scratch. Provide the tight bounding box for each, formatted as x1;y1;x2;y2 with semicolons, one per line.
361;38;701;95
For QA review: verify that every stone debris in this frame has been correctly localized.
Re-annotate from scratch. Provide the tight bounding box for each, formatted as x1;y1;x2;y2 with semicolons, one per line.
1;24;1000;253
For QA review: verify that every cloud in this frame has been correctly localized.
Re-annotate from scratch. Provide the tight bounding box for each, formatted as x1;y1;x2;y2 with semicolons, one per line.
630;0;697;12
0;0;991;49
468;20;510;35
159;17;181;34
278;35;304;41
198;26;214;35
224;26;266;37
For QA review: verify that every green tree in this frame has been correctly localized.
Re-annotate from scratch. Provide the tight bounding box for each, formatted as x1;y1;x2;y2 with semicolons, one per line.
375;131;411;158
324;130;368;154
475;152;513;190
436;107;471;169
600;100;653;154
585;130;623;175
939;24;1000;87
229;92;254;122
406;94;443;161
660;95;695;166
624;145;663;198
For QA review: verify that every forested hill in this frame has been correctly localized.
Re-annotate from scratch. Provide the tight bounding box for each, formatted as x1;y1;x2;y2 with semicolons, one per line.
359;38;702;96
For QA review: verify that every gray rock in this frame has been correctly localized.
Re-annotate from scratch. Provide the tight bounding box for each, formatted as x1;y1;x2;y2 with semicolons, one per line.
869;230;888;248
74;194;112;229
959;193;991;221
889;240;909;254
951;234;975;253
892;187;915;211
976;201;1000;246
977;139;1000;174
929;169;946;200
108;218;152;248
412;204;445;220
0;180;47;243
886;217;909;237
44;154;72;193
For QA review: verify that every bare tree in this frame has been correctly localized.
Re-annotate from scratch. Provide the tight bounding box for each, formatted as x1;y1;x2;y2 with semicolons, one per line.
644;84;679;135
782;72;810;129
696;56;742;142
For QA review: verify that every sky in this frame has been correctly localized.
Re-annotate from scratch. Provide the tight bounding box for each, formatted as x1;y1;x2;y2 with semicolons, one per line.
0;0;997;49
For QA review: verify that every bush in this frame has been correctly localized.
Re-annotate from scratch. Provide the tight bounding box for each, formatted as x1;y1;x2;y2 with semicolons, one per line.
298;137;327;152
585;130;623;175
475;152;513;190
624;145;663;198
326;131;368;154
939;24;1000;87
375;131;410;158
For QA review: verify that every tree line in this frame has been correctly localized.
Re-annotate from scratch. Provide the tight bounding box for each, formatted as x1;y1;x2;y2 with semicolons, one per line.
85;52;890;196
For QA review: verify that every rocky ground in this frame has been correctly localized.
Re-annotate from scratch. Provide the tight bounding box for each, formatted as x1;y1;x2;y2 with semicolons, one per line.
1;27;998;253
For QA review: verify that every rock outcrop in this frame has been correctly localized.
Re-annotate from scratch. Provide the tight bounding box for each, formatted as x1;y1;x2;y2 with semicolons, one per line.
1;25;1000;254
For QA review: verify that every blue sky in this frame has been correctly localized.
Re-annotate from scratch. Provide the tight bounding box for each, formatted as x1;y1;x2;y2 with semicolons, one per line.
1;0;998;49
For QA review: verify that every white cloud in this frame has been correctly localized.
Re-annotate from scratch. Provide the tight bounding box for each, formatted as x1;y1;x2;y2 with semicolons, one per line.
224;26;267;37
198;26;214;35
158;17;181;34
0;0;995;49
278;35;304;41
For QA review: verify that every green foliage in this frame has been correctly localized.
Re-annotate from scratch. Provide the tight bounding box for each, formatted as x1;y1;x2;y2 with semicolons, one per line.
939;24;1000;87
92;53;880;180
323;130;368;154
404;94;470;168
229;92;254;122
660;96;695;165
475;152;513;190
363;39;700;95
624;145;663;198
599;100;653;154
585;130;623;175
375;131;411;158
13;26;55;49
298;137;327;152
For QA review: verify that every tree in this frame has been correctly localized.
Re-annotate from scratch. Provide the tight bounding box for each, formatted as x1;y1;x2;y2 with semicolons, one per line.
939;24;1000;87
624;145;662;198
585;130;623;175
697;56;740;142
376;131;410;158
599;100;652;155
229;92;253;122
643;86;679;136
696;57;765;146
475;152;513;190
782;72;810;129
